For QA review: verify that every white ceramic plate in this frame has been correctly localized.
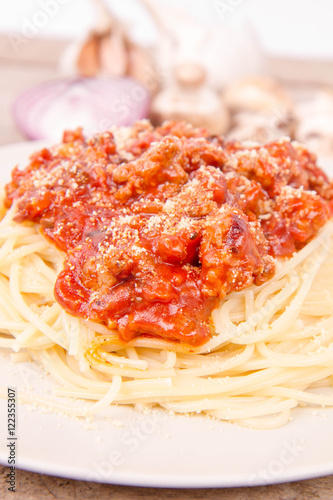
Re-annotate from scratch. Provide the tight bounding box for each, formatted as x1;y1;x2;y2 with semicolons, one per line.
1;141;333;488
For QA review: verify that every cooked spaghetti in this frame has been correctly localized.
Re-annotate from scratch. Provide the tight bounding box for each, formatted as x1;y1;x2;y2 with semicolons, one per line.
1;120;333;428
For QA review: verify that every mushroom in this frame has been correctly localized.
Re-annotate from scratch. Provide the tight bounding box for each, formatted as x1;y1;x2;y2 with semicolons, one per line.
227;110;294;143
295;89;333;158
151;62;230;135
224;76;294;142
224;76;293;114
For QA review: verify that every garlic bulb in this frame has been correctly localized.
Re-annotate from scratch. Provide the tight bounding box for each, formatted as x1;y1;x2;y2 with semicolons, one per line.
62;0;159;93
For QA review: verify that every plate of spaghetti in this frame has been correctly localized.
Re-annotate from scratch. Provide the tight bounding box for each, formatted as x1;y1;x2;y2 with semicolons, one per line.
1;120;333;487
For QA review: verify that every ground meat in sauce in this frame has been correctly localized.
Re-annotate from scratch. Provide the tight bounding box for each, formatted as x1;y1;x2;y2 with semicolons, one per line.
5;120;333;346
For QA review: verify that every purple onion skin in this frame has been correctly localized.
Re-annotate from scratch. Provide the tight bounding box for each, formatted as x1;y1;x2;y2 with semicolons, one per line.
12;77;151;141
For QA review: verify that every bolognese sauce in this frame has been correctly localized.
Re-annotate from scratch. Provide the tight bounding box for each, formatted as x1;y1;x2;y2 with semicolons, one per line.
5;121;333;346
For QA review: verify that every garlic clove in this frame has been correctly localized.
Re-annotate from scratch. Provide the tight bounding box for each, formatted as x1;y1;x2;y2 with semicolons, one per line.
127;45;160;94
100;31;128;77
77;33;101;77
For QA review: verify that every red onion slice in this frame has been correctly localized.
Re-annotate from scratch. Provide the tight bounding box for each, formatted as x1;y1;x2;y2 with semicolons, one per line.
12;77;150;141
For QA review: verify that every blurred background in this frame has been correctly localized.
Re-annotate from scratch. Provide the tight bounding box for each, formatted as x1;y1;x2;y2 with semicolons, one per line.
1;0;333;158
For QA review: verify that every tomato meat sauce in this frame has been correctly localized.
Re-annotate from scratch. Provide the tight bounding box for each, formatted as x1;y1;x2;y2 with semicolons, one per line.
5;121;333;346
